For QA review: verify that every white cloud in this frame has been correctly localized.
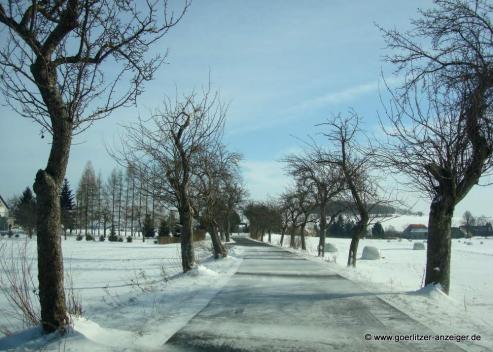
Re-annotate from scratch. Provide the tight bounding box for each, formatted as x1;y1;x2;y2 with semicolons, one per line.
227;77;403;137
240;160;290;201
288;76;403;114
291;82;379;112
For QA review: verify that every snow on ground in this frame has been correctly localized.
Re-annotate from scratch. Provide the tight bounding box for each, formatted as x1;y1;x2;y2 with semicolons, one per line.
268;234;493;350
0;234;242;351
1;232;492;350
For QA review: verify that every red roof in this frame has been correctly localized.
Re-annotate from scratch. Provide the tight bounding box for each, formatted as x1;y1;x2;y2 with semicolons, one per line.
407;224;427;229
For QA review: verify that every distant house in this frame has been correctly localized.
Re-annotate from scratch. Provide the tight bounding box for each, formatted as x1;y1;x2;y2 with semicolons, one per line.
0;194;9;218
0;194;10;231
402;224;428;239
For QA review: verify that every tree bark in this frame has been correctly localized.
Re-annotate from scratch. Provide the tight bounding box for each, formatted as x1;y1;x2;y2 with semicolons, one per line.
180;204;195;272
209;221;227;259
34;170;69;333
425;196;454;293
290;227;296;248
347;219;368;267
31;58;71;333
225;215;231;242
318;200;327;257
280;227;286;246
300;223;306;250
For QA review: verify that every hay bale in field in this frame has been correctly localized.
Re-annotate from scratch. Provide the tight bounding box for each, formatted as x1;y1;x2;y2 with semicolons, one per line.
362;246;380;260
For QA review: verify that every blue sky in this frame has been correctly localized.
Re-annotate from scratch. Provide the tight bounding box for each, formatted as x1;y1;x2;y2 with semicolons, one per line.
1;0;492;218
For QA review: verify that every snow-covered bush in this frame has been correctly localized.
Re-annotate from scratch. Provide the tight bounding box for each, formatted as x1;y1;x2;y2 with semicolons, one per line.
126;236;133;243
76;234;83;241
362;246;380;260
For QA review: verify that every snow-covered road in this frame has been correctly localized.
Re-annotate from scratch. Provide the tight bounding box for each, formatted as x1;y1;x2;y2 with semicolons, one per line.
164;237;471;352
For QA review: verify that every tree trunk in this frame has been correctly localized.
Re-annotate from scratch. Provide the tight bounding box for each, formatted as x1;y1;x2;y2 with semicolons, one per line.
260;229;264;242
318;200;327;257
34;170;69;333
117;177;122;236
290;227;296;248
209;221;227;259
300;223;306;250
347;218;368;267
347;235;359;267
280;227;286;246
84;188;88;236
268;229;271;243
97;188;101;236
130;178;135;237
225;215;231;242
180;204;195;272
31;58;72;333
425;196;455;294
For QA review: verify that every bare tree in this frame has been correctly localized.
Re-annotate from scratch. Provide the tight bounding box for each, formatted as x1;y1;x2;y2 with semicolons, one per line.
77;161;97;237
243;201;279;241
219;171;247;242
0;0;188;332
283;146;344;256
116;88;226;271
280;182;314;250
193;143;241;258
278;200;290;246
379;0;493;293
277;190;303;248
319;112;382;267
462;211;476;234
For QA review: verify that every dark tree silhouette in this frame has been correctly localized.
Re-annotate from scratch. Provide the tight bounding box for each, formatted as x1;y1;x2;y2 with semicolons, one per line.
60;178;75;239
14;187;37;238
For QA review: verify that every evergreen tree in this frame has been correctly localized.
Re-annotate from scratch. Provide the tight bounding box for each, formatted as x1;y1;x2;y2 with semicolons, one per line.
77;162;98;236
60;179;75;238
329;215;345;237
142;214;155;238
14;187;37;238
158;218;170;236
108;224;118;242
372;222;385;238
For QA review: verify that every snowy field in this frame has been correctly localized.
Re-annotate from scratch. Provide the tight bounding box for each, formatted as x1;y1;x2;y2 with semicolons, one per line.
268;233;493;350
1;231;492;351
0;235;242;351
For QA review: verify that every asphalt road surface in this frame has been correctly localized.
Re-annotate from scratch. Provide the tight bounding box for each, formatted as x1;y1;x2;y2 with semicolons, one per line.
164;237;475;352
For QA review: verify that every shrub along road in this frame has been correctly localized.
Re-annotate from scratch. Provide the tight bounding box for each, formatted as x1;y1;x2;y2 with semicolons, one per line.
164;237;471;352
